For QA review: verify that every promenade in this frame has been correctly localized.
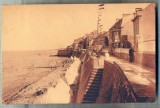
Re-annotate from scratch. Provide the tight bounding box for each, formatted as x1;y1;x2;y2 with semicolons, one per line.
104;55;155;100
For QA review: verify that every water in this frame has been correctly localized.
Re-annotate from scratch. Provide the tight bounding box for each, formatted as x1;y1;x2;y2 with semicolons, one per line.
2;49;67;102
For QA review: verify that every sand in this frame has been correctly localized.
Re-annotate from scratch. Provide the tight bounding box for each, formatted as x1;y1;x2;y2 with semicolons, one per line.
3;51;81;104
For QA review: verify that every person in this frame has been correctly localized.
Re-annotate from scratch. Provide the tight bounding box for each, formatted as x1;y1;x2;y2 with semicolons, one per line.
105;50;110;57
92;48;97;56
129;47;135;62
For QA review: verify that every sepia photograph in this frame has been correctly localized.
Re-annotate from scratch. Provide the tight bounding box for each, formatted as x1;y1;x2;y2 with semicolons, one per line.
2;3;156;104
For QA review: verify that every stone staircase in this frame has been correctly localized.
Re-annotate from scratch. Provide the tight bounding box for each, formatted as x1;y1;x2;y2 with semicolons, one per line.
82;68;103;103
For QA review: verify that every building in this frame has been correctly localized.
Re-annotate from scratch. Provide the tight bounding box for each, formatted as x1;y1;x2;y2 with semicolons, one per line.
92;31;108;47
132;3;156;67
108;19;122;49
121;14;135;48
132;3;155;53
108;3;155;68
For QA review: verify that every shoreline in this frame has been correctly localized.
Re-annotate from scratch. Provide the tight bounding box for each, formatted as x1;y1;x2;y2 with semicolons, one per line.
3;57;73;104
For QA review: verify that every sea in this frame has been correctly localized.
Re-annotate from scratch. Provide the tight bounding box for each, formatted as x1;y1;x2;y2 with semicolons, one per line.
2;49;67;102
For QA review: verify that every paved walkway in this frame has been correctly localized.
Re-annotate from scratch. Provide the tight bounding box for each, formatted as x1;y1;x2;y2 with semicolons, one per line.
103;55;156;98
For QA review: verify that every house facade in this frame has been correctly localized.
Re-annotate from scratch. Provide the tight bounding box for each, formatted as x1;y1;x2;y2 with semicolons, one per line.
108;3;155;68
132;3;156;67
108;19;122;49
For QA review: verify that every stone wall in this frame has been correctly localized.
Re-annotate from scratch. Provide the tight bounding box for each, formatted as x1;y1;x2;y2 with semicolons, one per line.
76;55;95;103
97;60;137;103
58;49;72;57
134;52;156;68
113;48;130;61
113;48;155;68
114;52;130;61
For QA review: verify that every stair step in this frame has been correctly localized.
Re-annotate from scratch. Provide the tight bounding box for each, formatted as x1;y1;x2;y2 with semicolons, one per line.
92;70;102;72
84;93;98;96
86;87;99;91
92;69;98;70
90;73;102;77
91;74;102;77
91;72;103;75
82;101;95;103
92;69;98;71
90;77;102;80
88;80;101;85
87;83;100;87
84;95;97;99
92;69;103;71
85;90;99;94
89;78;101;82
92;71;103;74
85;89;99;93
86;85;100;90
83;97;97;101
93;68;99;70
84;95;98;98
83;99;97;102
90;77;101;80
88;83;101;86
85;89;99;94
88;82;100;86
90;75;102;79
89;79;101;82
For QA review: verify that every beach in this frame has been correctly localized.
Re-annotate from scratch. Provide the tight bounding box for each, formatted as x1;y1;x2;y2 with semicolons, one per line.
2;49;79;104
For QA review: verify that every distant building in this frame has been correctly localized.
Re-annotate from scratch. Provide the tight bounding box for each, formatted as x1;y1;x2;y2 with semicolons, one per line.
108;19;122;49
121;13;134;48
72;37;84;50
92;31;108;47
72;30;100;54
90;30;99;38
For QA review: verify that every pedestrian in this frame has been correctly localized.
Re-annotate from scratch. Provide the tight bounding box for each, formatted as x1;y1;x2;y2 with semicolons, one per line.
129;47;135;62
92;48;97;56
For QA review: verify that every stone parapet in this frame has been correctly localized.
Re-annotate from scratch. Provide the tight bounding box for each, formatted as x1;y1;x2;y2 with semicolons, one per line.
97;61;136;103
97;59;155;103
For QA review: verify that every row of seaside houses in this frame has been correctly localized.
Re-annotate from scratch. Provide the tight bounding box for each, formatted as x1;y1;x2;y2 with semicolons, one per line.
108;3;155;68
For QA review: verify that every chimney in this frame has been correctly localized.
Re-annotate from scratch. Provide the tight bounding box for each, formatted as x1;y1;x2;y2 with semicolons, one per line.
135;8;143;15
122;13;131;17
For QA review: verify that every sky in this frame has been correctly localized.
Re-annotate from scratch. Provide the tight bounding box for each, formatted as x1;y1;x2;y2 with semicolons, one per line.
2;3;149;51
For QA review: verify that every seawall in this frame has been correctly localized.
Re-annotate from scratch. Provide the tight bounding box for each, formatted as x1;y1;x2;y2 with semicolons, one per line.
97;60;137;103
76;53;155;103
76;54;95;103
